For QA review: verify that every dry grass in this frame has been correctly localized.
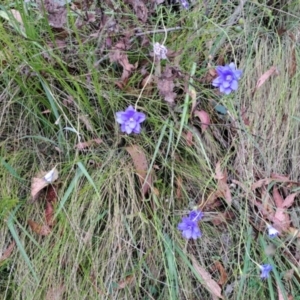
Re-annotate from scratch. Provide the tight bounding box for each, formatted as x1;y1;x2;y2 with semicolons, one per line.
1;1;300;299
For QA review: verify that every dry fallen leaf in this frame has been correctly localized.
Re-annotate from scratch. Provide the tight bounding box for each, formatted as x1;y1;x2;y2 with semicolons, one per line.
157;66;177;104
28;220;51;236
31;167;59;202
212;261;228;286
126;145;152;196
194;110;211;131
214;162;232;206
191;255;223;299
109;38;135;87
0;241;15;263
255;66;279;91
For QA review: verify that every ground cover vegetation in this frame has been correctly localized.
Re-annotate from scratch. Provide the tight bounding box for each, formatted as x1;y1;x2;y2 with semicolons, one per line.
1;0;300;299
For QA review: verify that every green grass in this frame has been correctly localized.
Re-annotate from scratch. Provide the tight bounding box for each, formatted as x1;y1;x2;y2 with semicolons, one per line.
1;0;300;299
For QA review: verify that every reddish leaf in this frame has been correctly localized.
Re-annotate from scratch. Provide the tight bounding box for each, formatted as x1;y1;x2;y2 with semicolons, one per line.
191;255;223;299
28;220;51;236
282;192;297;208
0;241;15;263
273;186;284;208
251;178;272;190
194;110;210;131
45;201;55;227
212;261;228;286
126;145;152;196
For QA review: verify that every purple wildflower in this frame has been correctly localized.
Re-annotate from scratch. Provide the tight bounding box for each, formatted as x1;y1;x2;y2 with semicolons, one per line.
178;217;202;239
267;225;279;238
188;210;204;222
259;264;272;279
180;0;189;9
212;62;242;95
116;105;146;134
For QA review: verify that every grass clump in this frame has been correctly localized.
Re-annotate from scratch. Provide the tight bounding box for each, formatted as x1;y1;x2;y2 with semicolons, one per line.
1;0;300;299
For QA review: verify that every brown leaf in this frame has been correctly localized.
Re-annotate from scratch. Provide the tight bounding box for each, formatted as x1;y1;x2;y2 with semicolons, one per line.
191;255;223;299
214;162;232;206
31;168;59;202
194;110;210;131
255;66;279;91
126;145;152;196
176;176;183;199
212;261;228;286
124;0;148;23
157;66;177;104
28;220;51;236
109;38;135;87
0;241;15;263
288;33;297;78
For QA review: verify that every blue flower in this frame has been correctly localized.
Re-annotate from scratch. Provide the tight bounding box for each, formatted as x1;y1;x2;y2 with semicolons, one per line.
180;0;189;9
116;105;146;134
259;264;272;279
178;217;202;239
212;63;242;95
188;210;204;222
267;225;279;238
